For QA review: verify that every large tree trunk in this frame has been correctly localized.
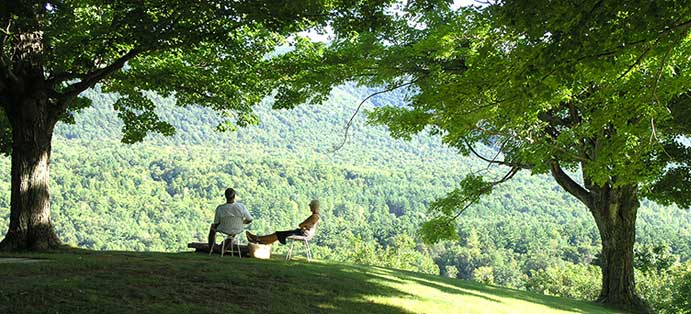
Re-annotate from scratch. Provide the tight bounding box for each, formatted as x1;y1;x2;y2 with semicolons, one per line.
0;91;61;251
589;185;651;313
550;163;651;313
0;23;64;250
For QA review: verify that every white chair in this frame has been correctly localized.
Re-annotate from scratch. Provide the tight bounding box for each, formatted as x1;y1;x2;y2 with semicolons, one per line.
285;222;318;262
209;216;245;258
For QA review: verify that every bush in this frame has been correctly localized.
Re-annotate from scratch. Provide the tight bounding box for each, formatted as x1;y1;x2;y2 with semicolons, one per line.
472;266;495;285
525;263;601;300
637;261;691;314
444;265;459;278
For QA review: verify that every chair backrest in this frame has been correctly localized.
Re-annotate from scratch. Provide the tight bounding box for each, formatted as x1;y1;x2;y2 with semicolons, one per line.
302;220;319;241
217;215;245;235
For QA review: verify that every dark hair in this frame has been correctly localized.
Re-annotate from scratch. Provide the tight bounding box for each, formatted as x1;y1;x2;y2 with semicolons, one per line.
225;188;236;201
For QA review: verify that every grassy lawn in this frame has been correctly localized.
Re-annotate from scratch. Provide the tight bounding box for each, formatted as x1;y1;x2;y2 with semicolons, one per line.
0;249;623;314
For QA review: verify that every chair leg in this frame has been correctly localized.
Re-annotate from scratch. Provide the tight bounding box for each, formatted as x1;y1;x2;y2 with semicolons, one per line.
286;240;294;261
237;238;242;258
309;241;313;261
210;234;218;256
231;236;235;257
304;240;311;262
221;237;226;257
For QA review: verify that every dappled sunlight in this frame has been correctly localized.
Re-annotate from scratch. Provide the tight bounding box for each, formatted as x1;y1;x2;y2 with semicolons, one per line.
0;250;621;314
315;260;616;314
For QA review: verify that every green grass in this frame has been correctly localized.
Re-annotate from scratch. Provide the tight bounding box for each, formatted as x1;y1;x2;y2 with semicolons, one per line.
0;250;623;314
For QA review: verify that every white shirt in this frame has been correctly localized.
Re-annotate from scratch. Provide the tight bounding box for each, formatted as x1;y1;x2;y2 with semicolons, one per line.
213;202;253;234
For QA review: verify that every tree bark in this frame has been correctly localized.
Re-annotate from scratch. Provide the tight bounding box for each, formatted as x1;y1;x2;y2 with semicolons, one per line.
550;162;651;313
589;185;651;313
0;90;61;251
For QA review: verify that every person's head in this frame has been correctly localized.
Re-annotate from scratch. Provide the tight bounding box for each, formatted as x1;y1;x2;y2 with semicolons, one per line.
309;199;320;214
225;188;236;203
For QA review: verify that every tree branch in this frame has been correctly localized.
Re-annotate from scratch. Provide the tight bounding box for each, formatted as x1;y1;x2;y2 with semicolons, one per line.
47;71;79;85
447;166;519;223
616;45;653;80
59;48;141;100
541;18;691;81
550;160;592;207
0;20;18;104
464;139;517;168
618;18;691;80
330;80;417;152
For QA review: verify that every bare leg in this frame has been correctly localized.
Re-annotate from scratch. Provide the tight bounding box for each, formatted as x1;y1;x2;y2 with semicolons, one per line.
247;229;303;245
246;231;279;244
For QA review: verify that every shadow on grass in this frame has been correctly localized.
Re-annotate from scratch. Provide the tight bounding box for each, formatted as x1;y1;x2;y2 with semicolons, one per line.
0;249;414;314
0;249;620;314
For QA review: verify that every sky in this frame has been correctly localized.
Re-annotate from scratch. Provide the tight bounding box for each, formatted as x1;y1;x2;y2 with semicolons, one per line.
302;0;483;42
454;0;481;9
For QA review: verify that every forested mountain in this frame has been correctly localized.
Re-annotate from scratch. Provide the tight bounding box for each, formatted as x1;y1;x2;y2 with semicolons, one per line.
0;86;689;305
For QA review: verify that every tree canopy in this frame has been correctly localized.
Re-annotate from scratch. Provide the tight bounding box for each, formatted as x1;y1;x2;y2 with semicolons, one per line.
270;1;691;312
0;0;397;250
0;0;389;145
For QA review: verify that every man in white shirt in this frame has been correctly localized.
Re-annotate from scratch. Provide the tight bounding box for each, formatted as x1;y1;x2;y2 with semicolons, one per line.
208;188;253;249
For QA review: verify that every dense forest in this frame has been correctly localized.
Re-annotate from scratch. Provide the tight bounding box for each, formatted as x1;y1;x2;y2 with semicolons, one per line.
0;87;689;312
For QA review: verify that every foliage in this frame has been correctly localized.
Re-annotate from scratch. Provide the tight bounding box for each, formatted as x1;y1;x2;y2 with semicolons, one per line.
525;263;601;301
635;224;691;313
319;234;439;275
524;247;691;313
471;266;495;285
634;243;679;273
444;265;459;278
636;261;691;314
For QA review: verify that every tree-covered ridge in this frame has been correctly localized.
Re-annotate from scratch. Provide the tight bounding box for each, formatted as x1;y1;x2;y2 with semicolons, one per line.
57;86;459;165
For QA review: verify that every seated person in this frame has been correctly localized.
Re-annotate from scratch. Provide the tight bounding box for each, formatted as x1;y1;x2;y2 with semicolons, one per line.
246;199;320;245
208;188;253;249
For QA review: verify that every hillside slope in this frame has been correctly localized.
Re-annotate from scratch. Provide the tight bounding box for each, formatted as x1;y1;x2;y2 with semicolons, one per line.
0;250;620;314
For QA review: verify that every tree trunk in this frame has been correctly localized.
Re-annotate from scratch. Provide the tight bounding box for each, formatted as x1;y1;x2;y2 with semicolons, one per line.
589;185;651;314
0;91;61;251
550;163;651;313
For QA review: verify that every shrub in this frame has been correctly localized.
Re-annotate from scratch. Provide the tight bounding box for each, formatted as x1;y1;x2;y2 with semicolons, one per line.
637;261;691;314
472;266;495;285
525;263;601;300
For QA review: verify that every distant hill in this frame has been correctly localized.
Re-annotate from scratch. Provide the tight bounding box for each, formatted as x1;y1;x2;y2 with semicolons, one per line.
55;85;459;167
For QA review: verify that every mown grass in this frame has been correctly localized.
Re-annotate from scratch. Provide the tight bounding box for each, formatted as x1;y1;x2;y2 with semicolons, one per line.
0;249;623;314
